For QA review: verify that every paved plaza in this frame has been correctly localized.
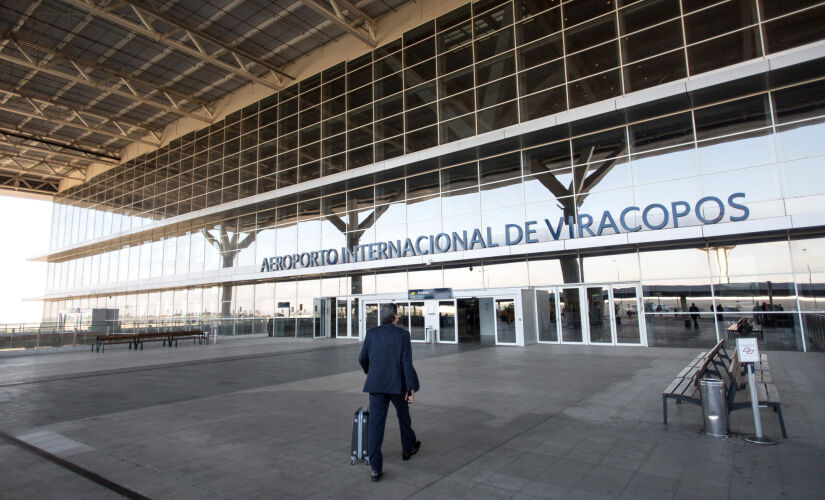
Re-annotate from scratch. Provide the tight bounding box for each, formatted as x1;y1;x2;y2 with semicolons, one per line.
0;337;823;499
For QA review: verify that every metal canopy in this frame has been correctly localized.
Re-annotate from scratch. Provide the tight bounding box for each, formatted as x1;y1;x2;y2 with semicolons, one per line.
0;0;410;197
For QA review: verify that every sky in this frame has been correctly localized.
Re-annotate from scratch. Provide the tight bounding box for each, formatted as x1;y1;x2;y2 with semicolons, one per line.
0;195;51;324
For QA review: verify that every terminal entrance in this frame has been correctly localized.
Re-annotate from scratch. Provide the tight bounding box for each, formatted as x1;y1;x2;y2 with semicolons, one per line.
536;284;644;346
357;296;513;345
456;298;480;343
363;300;459;343
334;298;359;339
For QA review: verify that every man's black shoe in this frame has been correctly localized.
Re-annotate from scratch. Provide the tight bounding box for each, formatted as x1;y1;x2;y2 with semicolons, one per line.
402;441;421;461
371;470;382;482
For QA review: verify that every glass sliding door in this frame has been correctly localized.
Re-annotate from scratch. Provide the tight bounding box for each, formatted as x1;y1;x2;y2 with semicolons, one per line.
312;298;325;338
613;285;642;344
397;302;410;331
587;286;612;344
560;287;584;343
409;301;426;342
350;298;359;339
365;302;379;332
336;299;349;338
536;289;559;342
539;284;643;346
438;300;457;343
495;298;517;344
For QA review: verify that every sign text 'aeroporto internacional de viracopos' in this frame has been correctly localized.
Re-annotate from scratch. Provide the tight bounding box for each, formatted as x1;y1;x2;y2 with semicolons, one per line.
260;193;749;272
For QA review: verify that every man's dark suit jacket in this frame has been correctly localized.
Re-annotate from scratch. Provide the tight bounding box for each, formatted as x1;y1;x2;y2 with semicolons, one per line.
358;323;419;395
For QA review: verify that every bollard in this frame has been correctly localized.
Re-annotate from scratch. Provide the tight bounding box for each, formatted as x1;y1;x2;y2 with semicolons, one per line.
699;378;728;437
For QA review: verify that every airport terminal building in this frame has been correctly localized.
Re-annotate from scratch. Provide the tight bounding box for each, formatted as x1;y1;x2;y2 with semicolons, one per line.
37;0;825;351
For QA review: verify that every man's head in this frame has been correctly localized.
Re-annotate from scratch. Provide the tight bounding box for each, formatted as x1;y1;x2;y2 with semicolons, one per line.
380;303;398;325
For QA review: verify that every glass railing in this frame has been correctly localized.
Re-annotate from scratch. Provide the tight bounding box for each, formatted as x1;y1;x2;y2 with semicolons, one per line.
0;315;317;351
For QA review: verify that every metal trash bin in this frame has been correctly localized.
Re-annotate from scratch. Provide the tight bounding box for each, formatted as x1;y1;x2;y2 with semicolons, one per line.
425;327;436;344
699;377;728;437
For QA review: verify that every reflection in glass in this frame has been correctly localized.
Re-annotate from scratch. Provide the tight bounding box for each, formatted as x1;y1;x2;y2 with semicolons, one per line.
396;302;410;331
644;314;717;348
642;280;713;313
720;312;803;352
640;247;710;281
365;302;379;330
587;286;612;343
687;28;761;76
713;278;798;312
337;298;348;337
439;301;456;342
709;241;792;277
560;287;583;342
536;289;558;342
409;302;426;341
613;286;641;344
351;298;359;338
495;298;516;344
520;86;566;120
803;313;825;352
274;295;295;338
567;70;621;108
697;131;776;174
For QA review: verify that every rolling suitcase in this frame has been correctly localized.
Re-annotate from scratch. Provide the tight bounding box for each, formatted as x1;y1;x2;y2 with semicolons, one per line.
351;406;370;465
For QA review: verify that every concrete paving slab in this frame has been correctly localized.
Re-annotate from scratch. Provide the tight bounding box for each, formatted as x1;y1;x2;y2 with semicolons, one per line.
0;337;823;499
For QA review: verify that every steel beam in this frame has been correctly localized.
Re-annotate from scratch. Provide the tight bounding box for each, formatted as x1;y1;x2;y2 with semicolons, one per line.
0;42;212;123
0;137;118;165
0;161;81;181
301;0;376;47
0;174;60;194
0;102;160;147
0;155;86;181
2;35;216;119
62;0;291;89
0;128;119;161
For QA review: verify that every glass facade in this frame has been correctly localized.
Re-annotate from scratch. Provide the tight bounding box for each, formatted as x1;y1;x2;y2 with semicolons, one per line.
41;1;825;351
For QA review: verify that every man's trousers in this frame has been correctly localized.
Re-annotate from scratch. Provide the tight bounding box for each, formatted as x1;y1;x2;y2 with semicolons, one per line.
368;392;417;473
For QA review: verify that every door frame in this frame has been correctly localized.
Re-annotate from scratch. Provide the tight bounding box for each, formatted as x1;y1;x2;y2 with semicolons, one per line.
433;299;458;344
535;283;646;346
335;298;356;339
493;296;518;345
584;284;613;345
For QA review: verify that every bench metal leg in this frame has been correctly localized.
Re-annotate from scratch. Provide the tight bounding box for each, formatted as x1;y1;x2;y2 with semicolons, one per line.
775;405;788;438
663;396;668;425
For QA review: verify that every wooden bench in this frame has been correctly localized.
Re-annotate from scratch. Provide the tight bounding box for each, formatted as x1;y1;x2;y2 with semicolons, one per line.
726;322;763;340
722;351;786;438
93;330;207;352
662;340;727;425
133;330;207;349
663;340;786;438
92;334;139;352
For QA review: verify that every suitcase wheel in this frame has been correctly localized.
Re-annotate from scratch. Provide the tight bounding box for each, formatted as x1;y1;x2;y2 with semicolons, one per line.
365;457;370;466
350;457;356;465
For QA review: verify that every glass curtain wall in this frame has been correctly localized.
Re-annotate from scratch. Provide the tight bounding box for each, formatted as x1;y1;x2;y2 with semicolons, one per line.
39;2;825;351
49;0;824;250
47;77;825;297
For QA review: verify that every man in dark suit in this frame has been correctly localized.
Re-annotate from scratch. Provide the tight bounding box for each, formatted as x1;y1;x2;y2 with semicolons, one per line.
358;303;420;482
